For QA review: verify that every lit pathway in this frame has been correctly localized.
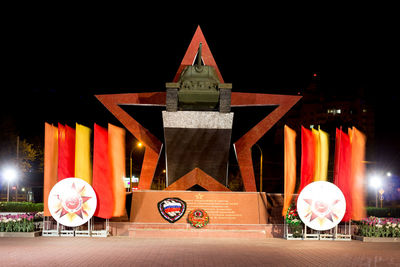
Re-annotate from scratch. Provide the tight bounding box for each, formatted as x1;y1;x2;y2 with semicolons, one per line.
1;237;399;266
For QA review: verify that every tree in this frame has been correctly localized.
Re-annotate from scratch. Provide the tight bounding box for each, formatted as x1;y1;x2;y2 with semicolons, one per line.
19;139;40;173
0;116;43;174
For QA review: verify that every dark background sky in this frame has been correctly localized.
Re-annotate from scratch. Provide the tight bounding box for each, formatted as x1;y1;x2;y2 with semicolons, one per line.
2;9;399;177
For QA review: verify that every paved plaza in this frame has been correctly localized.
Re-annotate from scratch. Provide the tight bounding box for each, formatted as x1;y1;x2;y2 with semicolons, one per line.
1;237;400;266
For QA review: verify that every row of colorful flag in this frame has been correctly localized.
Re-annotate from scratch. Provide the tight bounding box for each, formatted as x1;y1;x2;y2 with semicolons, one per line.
282;125;366;221
44;123;126;219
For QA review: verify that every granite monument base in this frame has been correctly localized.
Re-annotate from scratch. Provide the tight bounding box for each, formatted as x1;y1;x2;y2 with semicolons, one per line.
113;190;276;238
130;190;268;225
108;192;285;238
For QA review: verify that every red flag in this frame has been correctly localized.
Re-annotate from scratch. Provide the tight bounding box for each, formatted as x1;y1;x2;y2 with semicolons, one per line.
333;128;352;221
298;126;315;195
57;124;75;181
92;124;114;219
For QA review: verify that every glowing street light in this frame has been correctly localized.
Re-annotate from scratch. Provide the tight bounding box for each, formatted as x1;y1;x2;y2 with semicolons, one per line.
130;142;143;192
369;175;382;189
3;168;17;202
369;175;382;208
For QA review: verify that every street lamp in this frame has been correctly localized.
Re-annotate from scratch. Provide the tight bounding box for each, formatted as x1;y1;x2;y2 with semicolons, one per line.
253;144;263;192
3;168;17;202
130;142;143;192
369;175;382;208
378;188;384;208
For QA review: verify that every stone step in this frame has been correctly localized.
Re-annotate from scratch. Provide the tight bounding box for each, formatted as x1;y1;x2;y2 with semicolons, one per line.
129;228;267;239
128;223;268;238
109;222;284;238
128;223;268;231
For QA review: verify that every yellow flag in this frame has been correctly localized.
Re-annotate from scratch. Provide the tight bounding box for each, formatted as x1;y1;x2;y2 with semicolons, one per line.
318;129;329;181
348;127;353;143
312;128;329;181
75;123;92;184
108;123;126;217
312;128;321;181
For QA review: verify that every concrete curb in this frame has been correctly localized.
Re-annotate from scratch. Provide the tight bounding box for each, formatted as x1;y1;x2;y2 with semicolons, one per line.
353;235;400;242
0;231;41;237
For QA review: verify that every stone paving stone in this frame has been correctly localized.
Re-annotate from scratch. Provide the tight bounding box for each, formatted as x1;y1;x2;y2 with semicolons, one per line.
0;237;399;266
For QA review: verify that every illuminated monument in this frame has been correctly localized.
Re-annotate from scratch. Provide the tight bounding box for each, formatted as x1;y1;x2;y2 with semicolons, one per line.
96;26;301;193
163;42;233;190
96;26;301;231
42;27;368;239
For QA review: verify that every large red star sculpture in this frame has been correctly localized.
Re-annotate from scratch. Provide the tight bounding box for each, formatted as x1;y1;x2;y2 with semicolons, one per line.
96;26;301;192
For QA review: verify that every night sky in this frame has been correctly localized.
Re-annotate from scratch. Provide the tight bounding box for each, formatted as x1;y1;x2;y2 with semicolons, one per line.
2;12;399;178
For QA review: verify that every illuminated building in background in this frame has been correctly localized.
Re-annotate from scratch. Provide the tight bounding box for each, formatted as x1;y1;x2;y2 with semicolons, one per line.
294;73;374;141
264;73;375;192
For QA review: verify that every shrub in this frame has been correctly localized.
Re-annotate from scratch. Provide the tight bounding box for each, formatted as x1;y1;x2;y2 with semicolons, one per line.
366;207;400;218
0;202;43;212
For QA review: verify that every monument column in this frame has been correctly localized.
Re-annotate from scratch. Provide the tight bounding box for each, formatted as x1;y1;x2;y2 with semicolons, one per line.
163;111;233;188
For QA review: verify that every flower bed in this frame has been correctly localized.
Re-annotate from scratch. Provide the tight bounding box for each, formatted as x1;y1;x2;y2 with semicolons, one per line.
285;204;303;238
0;212;43;232
355;216;400;238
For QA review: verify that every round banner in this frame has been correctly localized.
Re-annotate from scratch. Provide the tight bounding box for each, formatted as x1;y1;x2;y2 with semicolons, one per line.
48;178;97;227
297;181;346;231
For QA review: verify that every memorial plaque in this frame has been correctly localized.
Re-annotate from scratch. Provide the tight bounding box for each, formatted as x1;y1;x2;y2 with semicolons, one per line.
130;190;268;224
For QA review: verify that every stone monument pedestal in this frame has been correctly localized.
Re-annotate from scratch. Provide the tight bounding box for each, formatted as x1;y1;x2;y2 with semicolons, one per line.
130;190;268;224
116;190;272;238
108;191;285;238
162;111;234;190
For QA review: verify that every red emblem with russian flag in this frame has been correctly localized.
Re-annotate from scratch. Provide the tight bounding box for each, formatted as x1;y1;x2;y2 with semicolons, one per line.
157;198;186;223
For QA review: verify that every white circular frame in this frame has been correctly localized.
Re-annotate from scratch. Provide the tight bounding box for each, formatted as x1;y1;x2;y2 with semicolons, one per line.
48;178;97;227
297;181;346;231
